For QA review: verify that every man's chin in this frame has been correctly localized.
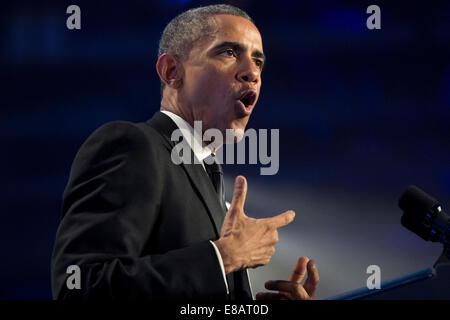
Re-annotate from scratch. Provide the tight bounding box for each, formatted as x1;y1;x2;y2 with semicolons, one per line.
224;125;246;144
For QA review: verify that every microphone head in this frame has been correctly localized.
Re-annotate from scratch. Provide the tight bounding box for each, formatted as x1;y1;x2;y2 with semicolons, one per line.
398;185;441;242
399;185;439;217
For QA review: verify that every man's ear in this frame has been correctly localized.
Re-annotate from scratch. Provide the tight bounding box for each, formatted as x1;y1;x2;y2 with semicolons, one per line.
156;53;183;89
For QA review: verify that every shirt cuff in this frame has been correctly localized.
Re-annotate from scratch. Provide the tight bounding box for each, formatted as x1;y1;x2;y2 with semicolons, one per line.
209;240;229;295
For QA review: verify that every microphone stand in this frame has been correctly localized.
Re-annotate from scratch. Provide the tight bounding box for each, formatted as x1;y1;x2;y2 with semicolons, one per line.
433;242;450;267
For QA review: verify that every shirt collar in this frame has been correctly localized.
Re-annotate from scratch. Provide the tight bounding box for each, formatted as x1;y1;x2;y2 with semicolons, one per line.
160;110;217;163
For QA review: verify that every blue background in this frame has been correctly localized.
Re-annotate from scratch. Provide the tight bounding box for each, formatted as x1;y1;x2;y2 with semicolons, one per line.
1;0;449;299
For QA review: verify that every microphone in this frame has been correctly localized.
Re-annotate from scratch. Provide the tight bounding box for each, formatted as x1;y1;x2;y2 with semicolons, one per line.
398;185;450;249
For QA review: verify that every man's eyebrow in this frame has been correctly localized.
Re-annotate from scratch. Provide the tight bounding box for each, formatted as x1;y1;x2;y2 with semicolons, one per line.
212;41;266;63
252;50;266;63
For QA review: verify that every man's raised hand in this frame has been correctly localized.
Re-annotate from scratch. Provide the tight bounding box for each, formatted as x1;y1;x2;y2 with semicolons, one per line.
214;176;295;274
255;256;319;300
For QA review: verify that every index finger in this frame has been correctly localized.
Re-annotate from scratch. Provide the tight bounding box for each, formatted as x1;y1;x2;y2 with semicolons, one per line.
262;210;295;229
303;259;319;298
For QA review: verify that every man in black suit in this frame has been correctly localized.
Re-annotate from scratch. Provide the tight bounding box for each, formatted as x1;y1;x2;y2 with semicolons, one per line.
51;4;319;300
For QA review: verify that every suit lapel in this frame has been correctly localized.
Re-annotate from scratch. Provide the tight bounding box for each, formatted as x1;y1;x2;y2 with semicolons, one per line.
145;111;226;238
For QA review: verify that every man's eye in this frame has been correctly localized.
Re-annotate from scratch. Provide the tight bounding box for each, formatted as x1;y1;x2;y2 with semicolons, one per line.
222;49;235;57
254;59;263;68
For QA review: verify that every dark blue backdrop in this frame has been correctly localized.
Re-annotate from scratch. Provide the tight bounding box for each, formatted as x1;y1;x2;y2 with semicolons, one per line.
1;0;449;299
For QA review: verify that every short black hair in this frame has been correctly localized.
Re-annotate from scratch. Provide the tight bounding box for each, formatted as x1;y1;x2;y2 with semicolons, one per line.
158;4;254;94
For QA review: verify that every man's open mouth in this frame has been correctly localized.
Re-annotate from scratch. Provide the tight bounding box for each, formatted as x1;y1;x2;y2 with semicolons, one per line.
238;91;257;109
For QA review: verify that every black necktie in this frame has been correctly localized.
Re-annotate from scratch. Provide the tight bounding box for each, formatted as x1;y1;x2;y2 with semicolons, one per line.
204;154;227;213
203;154;235;299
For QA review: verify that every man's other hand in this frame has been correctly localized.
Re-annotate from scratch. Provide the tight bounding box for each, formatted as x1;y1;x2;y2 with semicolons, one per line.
255;256;319;300
214;176;295;274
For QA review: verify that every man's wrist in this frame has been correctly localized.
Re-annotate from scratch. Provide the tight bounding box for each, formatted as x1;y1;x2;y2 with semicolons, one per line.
213;238;235;274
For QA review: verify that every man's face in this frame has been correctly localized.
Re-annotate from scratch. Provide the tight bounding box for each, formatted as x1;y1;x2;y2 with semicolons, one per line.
179;14;264;141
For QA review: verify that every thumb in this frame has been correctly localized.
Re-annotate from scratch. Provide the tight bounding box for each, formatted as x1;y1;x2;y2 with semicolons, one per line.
229;176;247;215
289;256;309;283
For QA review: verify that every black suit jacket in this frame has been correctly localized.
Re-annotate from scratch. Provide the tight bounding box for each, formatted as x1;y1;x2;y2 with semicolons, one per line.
51;111;252;300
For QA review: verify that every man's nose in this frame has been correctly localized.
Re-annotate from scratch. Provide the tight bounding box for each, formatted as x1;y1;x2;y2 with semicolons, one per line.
236;57;260;84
